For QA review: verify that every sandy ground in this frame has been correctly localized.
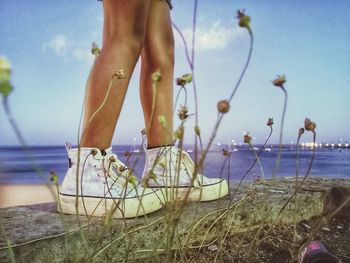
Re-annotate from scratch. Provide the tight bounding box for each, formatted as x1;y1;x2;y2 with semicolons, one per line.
0;184;58;208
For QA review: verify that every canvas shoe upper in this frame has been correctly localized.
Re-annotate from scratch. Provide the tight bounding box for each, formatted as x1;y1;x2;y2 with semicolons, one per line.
142;146;228;201
58;144;163;218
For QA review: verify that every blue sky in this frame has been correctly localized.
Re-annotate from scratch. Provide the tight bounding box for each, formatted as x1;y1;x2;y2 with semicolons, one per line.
1;0;349;146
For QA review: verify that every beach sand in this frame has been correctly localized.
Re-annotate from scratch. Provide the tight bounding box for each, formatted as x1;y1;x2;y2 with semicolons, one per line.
0;184;58;208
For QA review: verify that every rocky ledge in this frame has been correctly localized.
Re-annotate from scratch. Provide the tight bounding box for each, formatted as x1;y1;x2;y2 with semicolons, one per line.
0;177;349;262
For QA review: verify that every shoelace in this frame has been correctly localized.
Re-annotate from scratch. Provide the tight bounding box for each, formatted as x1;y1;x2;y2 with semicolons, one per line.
104;153;139;189
177;149;209;186
152;147;193;183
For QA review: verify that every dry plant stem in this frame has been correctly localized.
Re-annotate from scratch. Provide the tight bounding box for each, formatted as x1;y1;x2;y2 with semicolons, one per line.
248;142;265;179
0;223;15;263
227;154;231;199
77;56;97;144
232;126;273;200
130;136;146;169
245;204;269;258
165;152;186;258
241;87;290;257
52;180;71;253
228;28;253;102
171;23;191;68
218;157;229;188
191;0;199;125
121;239;218;262
199;197;246;249
55;182;63;216
78;72;117;148
295;132;303;186
213;201;246;262
289;133;303;261
91;216;166;261
147;79;159;134
72;57;96;247
73;74;117;251
115;157;150;221
73;150;89;251
80;154;92;219
104;168;128;225
197;28;254;171
131;186;150;220
184;198;246;247
173;86;188;115
274;131;316;222
172;0;200;176
217;153;232;201
3;97;26;146
240;179;284;257
175;128;185;205
170;24;254;251
272;86;288;178
0;223;89;251
74;145;87;245
2;97;55;185
2;96;63;259
189;0;201;199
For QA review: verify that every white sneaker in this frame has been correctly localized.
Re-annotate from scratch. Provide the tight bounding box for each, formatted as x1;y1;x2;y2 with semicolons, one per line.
58;144;163;218
142;146;228;201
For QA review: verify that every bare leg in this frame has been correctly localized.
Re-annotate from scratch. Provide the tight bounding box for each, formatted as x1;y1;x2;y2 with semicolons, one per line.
81;0;151;149
140;0;174;147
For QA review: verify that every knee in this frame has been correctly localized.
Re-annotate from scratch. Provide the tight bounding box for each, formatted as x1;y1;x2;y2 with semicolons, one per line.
102;22;147;58
103;35;144;59
142;34;174;70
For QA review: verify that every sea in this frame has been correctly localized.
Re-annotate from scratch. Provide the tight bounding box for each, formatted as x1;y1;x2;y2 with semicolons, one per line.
0;145;349;184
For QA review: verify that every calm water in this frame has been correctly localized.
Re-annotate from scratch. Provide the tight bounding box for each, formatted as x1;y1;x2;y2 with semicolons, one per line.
0;145;349;184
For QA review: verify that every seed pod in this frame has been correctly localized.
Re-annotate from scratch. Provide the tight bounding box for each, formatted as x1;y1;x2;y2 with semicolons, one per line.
244;133;252;144
222;149;230;156
128;173;137;187
272;75;286;88
176;73;192;86
267;118;274;126
174;126;184;140
178;106;189;120
91;42;100;55
304;118;316;131
236;9;251;29
217;100;230;114
151;70;162;82
114;69;126;79
194;126;201;136
158;115;167;128
50;169;58;183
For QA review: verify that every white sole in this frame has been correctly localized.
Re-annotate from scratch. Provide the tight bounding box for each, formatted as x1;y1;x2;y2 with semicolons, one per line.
57;189;163;219
149;179;229;202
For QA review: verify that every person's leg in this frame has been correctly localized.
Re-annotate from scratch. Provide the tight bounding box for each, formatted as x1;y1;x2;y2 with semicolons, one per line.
139;0;174;147
140;1;228;202
59;0;165;218
81;0;151;149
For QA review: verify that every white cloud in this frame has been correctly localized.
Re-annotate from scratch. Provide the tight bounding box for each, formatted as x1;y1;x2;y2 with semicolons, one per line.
72;47;94;64
175;20;245;52
43;34;95;64
43;34;70;56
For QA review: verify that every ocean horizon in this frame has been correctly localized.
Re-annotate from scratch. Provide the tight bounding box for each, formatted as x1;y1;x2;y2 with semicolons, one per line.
0;144;349;184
